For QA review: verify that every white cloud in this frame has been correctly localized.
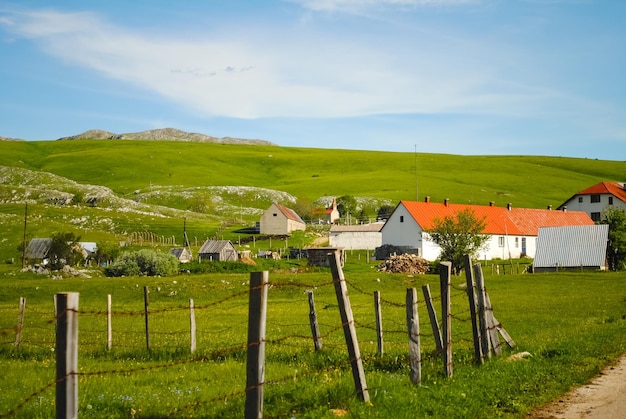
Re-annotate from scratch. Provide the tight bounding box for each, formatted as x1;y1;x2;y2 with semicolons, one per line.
0;7;564;121
289;0;479;12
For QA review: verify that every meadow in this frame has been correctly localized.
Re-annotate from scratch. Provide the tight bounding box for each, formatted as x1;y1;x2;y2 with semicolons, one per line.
0;254;624;418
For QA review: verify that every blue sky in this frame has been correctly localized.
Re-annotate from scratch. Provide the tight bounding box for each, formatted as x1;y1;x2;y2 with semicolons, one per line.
0;0;624;160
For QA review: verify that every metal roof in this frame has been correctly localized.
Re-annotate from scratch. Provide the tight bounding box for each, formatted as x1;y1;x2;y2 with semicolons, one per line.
198;240;235;254
533;224;608;269
25;238;52;259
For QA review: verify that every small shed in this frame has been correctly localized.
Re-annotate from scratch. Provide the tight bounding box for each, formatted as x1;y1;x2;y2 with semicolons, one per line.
25;238;52;263
307;247;345;268
533;224;609;272
329;222;384;250
169;247;192;263
198;240;238;262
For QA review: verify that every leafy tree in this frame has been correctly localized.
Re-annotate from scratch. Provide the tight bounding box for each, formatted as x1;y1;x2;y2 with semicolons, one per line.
377;204;395;221
292;197;316;223
105;249;179;277
93;242;120;266
428;208;489;275
599;207;626;271
336;195;358;220
48;231;82;270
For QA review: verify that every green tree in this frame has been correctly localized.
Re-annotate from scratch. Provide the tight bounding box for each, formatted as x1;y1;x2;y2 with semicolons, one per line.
377;204;395;221
48;231;82;270
336;195;357;220
105;249;179;277
429;208;489;275
600;207;626;271
93;242;120;266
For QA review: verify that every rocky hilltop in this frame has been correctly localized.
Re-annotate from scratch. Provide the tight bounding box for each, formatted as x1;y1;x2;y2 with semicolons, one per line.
57;128;277;146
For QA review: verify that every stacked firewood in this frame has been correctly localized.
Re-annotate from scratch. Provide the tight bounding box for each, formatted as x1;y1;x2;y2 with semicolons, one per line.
377;253;430;274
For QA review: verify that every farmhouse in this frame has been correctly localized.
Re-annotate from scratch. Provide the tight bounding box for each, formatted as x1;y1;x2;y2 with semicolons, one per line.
557;181;626;222
381;199;594;261
197;240;238;262
260;203;306;235
24;238;52;263
328;222;384;250
533;225;609;272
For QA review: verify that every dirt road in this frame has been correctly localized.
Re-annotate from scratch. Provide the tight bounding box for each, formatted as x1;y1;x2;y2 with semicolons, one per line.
529;355;626;418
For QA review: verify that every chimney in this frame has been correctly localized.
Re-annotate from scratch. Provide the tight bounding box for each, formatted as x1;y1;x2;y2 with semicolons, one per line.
489;201;494;207
562;206;567;212
424;196;430;203
547;205;552;211
444;198;449;206
507;203;512;211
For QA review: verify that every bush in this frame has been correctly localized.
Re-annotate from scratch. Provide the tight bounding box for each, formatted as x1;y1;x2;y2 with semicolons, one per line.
105;249;179;277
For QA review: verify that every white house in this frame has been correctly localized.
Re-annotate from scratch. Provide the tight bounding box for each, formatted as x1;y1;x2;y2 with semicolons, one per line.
381;198;594;261
558;181;626;222
329;222;384;250
260;203;306;235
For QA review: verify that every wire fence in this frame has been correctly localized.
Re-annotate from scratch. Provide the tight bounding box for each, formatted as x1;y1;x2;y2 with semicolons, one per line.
0;255;513;418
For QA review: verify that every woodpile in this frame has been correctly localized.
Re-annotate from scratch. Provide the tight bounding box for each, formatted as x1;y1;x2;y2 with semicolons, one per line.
377;253;430;274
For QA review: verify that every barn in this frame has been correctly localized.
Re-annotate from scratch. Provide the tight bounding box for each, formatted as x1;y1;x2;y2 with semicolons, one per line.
532;225;609;272
198;240;238;262
24;238;52;263
259;203;306;235
169;247;192;263
329;222;384;250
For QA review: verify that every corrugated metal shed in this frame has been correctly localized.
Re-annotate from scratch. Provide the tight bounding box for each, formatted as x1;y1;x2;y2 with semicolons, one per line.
533;224;608;272
25;238;52;260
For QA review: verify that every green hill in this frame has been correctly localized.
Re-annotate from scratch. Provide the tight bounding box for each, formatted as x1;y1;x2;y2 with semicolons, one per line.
0;138;623;262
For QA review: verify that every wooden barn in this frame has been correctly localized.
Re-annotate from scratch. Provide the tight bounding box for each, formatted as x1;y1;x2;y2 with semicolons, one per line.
24;238;52;263
169;247;192;263
197;240;238;262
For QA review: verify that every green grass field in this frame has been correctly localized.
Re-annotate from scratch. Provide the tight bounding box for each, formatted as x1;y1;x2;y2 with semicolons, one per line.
0;258;624;418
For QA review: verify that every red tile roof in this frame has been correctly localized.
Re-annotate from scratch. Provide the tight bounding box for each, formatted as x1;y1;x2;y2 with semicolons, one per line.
399;200;593;236
577;182;626;203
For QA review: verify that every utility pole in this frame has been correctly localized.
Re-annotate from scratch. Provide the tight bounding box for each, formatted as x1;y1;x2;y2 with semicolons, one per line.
21;203;27;269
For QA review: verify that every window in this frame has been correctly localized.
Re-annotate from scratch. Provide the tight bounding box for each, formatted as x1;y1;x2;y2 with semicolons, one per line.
609;197;614;205
590;195;601;203
273;213;277;217
578;197;583;203
400;215;404;223
590;212;601;222
515;237;519;248
498;236;505;247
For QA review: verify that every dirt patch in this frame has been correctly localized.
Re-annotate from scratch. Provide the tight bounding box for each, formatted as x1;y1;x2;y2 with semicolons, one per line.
528;354;626;418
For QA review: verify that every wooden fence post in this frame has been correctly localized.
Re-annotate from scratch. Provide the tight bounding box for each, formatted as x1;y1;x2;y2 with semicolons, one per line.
374;291;383;356
107;294;112;351
245;271;269;419
406;288;421;385
473;263;491;361
421;284;443;355
55;292;79;419
463;255;483;364
440;262;453;378
307;291;323;352
190;299;197;354
15;297;25;348
144;286;150;351
484;293;502;356
328;251;370;402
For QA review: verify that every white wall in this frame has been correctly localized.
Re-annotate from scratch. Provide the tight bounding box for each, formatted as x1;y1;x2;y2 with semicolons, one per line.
381;204;422;249
329;231;382;250
562;193;626;221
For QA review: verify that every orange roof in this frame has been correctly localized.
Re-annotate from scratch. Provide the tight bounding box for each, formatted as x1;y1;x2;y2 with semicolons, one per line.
577;182;626;203
399;200;593;236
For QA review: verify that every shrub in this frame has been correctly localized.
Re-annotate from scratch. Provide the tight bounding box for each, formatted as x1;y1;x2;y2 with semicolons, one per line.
106;249;179;277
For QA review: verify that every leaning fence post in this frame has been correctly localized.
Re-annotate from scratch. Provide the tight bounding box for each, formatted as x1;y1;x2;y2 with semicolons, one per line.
15;297;26;348
473;263;491;361
245;271;269;419
374;291;384;356
144;286;150;351
306;291;323;352
421;284;443;355
329;251;370;402
463;255;483;364
55;292;79;419
190;299;197;354
440;262;453;378
107;294;112;351
406;288;421;385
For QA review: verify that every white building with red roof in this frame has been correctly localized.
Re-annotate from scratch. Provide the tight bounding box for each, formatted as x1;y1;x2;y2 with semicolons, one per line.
557;181;626;222
260;202;306;235
381;198;594;261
